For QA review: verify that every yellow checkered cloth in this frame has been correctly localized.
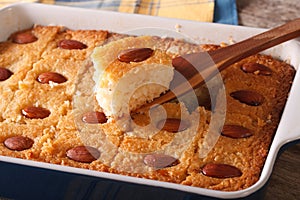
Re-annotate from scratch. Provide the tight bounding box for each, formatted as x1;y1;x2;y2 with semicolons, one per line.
0;0;214;22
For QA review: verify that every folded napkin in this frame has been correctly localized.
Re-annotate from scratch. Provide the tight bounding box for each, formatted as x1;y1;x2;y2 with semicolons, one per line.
118;0;215;22
214;0;237;25
0;0;238;24
1;0;214;22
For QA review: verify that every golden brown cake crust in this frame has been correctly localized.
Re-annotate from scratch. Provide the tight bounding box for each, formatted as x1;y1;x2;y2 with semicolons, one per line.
0;25;296;192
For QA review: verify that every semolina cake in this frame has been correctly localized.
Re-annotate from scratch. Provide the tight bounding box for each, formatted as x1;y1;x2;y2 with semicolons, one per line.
92;36;174;119
0;25;296;192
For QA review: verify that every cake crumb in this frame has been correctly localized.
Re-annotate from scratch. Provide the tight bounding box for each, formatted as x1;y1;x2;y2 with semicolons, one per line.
175;24;182;32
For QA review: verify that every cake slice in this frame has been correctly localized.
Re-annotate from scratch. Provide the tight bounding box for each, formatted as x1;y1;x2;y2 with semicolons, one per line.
92;36;174;119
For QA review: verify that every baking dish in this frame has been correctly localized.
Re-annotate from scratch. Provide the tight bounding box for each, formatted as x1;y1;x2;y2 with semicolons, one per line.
0;2;300;199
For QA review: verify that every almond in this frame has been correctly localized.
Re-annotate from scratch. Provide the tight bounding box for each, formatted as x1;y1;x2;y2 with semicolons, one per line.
66;146;100;163
11;31;38;44
230;90;264;106
241;62;272;75
22;106;51;119
0;67;13;81
144;154;179;168
222;125;253;138
58;39;87;50
82;111;107;124
202;163;242;178
156;118;189;133
117;48;153;63
4;136;34;151
37;72;67;84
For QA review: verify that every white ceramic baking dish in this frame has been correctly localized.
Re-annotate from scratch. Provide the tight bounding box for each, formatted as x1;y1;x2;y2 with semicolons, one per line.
0;3;300;199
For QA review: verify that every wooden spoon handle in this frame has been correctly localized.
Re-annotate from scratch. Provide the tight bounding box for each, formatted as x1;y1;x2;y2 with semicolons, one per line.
211;18;300;70
137;18;300;112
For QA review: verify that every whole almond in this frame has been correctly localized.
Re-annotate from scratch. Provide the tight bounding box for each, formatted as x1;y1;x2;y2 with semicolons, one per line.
241;62;272;75
230;90;264;106
4;136;34;151
58;39;87;50
117;48;154;63
156;118;189;133
12;31;38;44
66;146;100;163
37;72;67;84
144;154;179;168
22;106;51;119
222;125;253;138
0;67;13;81
202;163;242;178
82;111;107;124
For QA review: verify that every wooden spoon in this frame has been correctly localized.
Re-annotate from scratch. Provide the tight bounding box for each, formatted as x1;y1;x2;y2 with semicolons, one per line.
136;18;300;112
